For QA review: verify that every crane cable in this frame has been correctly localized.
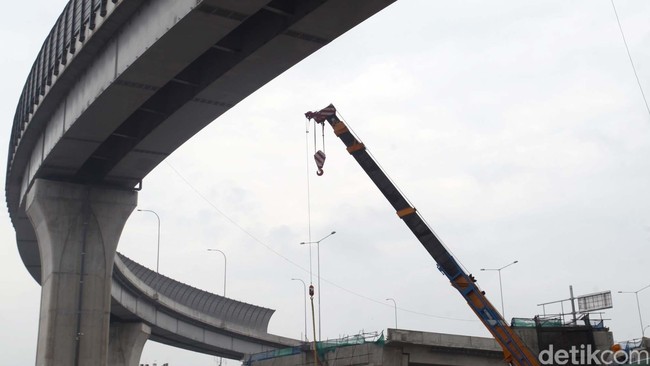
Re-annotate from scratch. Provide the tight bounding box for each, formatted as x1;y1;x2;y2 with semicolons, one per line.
610;0;650;120
305;119;314;285
311;113;327;176
164;159;476;322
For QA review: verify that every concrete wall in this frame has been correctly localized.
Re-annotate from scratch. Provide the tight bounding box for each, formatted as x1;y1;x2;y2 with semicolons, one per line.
513;327;541;355
513;326;614;357
245;330;506;366
245;343;394;366
388;329;505;366
594;330;614;350
246;328;619;366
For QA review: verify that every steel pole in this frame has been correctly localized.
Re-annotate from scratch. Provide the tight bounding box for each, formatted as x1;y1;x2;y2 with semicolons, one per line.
292;278;308;341
386;298;397;328
480;260;517;323
619;284;649;338
207;249;227;296
138;209;161;273
636;292;645;338
498;270;505;319
317;241;321;341
300;231;335;341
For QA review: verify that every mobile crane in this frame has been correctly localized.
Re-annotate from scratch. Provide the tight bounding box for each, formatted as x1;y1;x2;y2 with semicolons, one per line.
305;104;540;366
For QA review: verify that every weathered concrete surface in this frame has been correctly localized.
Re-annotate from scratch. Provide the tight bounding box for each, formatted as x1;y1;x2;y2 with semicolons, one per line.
26;179;137;366
245;329;507;366
246;343;394;366
387;329;506;366
8;0;396;362
111;253;299;359
595;330;615;351
513;325;614;357
108;322;150;366
9;0;397;285
513;327;540;355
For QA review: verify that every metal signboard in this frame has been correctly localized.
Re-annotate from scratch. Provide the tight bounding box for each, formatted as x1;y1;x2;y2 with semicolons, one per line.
577;291;612;312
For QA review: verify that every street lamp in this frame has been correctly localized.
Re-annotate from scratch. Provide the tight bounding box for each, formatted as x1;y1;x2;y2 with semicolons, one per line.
207;249;227;296
292;278;308;341
207;249;227;366
480;260;518;320
386;298;397;329
138;209;161;273
300;230;336;341
618;284;650;338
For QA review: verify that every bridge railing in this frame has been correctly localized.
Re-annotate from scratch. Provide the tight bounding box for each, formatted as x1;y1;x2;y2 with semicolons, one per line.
8;0;120;176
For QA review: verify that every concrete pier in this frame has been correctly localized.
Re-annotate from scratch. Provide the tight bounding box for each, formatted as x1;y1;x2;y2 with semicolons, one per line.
108;323;151;366
26;179;137;366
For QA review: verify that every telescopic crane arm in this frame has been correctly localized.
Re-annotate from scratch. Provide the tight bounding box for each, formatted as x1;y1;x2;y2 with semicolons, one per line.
305;104;540;366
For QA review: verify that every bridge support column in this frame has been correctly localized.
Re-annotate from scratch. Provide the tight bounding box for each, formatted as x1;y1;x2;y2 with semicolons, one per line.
108;322;151;366
26;179;137;366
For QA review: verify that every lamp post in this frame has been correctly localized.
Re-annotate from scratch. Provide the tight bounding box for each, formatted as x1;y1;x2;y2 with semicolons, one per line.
138;209;161;273
292;278;308;341
300;230;336;341
207;249;227;296
386;298;397;329
618;284;650;338
207;249;227;366
480;260;518;320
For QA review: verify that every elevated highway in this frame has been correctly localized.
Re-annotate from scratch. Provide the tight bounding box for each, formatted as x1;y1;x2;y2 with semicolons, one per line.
8;0;394;282
112;253;298;359
6;0;396;365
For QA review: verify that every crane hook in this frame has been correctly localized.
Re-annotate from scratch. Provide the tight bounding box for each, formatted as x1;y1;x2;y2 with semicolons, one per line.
314;150;326;176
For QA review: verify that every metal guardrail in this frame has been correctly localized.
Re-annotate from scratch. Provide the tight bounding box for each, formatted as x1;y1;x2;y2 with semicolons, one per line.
7;0;120;176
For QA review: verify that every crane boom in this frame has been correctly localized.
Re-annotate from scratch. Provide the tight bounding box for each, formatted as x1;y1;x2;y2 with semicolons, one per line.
305;104;540;366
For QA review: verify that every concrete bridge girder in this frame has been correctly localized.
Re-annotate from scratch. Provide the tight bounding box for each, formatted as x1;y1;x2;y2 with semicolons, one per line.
9;0;397;364
111;254;298;359
14;0;396;283
26;0;254;196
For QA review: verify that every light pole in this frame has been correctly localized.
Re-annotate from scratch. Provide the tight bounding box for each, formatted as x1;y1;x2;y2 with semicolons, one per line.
618;284;650;338
207;249;227;296
386;298;397;329
292;278;308;341
138;209;161;273
207;249;227;366
300;230;336;341
480;260;518;320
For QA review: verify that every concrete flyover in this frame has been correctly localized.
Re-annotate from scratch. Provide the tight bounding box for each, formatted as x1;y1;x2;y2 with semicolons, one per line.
112;253;298;359
7;0;396;365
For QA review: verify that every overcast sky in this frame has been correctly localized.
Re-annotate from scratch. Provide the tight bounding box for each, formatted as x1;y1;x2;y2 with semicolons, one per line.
1;1;650;365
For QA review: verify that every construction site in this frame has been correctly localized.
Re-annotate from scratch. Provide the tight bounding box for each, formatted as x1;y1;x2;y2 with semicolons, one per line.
233;107;650;366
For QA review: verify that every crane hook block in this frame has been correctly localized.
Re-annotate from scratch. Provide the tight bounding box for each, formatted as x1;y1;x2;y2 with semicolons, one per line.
314;150;326;176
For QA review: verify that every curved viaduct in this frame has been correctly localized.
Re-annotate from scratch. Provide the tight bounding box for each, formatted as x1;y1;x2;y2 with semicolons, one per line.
111;253;297;359
6;1;395;365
